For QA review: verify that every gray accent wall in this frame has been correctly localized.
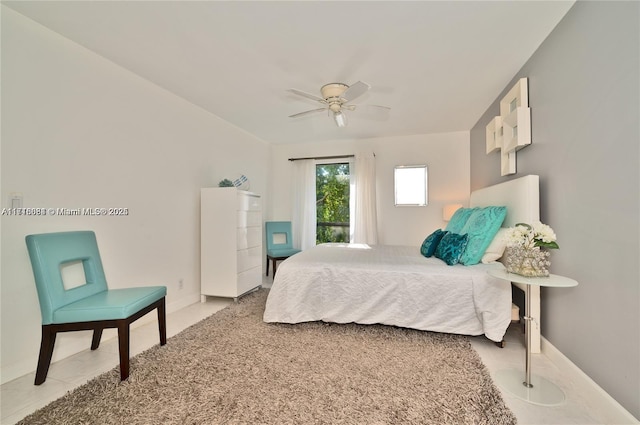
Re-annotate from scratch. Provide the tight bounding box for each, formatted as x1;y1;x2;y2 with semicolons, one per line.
470;2;639;418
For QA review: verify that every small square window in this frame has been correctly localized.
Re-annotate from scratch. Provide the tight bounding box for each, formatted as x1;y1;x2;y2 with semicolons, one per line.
394;165;428;206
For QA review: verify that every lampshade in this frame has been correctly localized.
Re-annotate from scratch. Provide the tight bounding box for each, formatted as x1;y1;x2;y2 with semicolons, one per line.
443;204;463;221
333;111;347;127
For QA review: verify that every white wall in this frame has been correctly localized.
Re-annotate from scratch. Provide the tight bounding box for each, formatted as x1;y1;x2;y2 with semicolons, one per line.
269;132;470;247
0;7;269;384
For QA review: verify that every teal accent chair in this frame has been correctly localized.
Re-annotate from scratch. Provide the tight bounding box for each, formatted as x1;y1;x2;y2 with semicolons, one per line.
265;221;300;277
25;231;167;385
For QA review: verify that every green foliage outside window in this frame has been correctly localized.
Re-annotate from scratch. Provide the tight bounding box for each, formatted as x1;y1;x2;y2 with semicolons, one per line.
316;163;350;244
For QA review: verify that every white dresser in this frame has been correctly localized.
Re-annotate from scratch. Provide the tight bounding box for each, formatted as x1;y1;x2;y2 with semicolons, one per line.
200;188;262;301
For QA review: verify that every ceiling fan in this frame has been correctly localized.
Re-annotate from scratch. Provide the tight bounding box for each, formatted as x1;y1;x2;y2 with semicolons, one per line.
288;81;390;127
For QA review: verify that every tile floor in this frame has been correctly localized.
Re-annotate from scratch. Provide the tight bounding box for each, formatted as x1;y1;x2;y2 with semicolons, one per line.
1;280;636;424
469;326;632;424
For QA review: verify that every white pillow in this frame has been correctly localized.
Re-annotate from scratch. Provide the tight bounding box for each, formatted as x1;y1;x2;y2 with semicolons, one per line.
481;228;509;264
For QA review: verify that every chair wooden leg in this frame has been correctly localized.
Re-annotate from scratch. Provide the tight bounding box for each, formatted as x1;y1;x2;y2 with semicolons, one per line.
35;325;57;385
266;256;270;276
91;328;104;350
33;298;165;385
157;299;167;346
117;321;130;381
273;258;278;276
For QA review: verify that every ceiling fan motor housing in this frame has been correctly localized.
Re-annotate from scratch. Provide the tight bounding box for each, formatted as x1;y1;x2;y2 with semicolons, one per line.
321;83;349;112
321;83;349;100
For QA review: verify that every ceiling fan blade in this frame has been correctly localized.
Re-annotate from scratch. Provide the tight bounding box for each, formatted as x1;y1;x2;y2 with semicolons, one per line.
288;89;326;104
349;104;391;120
342;81;370;102
350;104;391;111
289;108;326;118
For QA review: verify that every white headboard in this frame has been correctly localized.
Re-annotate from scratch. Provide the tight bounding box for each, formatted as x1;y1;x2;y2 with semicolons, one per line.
469;175;540;227
471;175;541;353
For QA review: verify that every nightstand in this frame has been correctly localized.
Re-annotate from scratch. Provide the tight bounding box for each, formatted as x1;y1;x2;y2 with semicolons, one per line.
488;268;578;406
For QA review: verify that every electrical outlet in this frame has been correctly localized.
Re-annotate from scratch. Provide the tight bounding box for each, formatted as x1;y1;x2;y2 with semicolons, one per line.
178;279;184;290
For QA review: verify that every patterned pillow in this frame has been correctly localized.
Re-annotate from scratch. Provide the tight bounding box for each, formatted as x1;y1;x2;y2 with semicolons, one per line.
435;232;469;266
420;229;448;257
445;207;477;234
459;206;507;265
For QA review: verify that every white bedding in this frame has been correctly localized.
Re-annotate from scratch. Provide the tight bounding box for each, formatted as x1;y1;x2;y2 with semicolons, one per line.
263;243;512;342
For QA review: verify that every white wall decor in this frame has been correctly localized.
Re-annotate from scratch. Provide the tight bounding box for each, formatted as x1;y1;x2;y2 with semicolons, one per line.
485;116;502;154
500;147;516;176
486;77;531;176
500;78;531;153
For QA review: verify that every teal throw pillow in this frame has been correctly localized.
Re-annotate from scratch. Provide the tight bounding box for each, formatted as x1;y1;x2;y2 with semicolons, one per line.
420;229;448;257
445;207;477;234
435;232;469;266
459;206;507;265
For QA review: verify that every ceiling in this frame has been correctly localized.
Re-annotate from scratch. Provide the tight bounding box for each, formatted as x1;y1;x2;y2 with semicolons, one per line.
3;1;574;145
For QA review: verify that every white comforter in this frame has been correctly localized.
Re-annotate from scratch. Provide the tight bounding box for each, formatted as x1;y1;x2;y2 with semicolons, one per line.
263;243;511;342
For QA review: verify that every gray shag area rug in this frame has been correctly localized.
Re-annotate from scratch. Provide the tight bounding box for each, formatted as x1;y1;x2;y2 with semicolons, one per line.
19;289;517;425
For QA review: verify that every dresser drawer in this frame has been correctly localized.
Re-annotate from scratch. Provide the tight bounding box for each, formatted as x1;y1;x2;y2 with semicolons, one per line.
237;211;261;228
237;246;261;273
237;226;262;250
237;266;261;295
237;193;261;212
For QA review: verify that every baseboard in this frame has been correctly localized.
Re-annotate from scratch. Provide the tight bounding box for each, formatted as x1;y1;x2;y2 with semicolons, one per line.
166;292;202;314
126;292;200;330
541;337;639;424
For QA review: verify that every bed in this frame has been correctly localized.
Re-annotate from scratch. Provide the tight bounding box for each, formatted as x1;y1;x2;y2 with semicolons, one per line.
263;175;540;348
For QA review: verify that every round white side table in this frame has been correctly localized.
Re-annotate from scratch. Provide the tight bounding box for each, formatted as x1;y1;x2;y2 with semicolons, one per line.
488;268;578;406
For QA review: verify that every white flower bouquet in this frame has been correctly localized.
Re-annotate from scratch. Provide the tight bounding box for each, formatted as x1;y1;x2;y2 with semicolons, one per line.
506;221;559;250
505;221;558;277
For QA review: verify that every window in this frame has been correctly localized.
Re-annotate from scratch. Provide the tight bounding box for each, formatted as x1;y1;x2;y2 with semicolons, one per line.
394;165;428;206
316;162;351;243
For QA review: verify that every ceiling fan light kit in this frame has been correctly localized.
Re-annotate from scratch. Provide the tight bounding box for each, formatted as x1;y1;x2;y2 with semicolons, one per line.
288;81;389;128
333;111;347;128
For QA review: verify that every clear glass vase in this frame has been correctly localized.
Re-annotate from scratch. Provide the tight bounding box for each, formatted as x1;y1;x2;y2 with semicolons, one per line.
505;246;550;277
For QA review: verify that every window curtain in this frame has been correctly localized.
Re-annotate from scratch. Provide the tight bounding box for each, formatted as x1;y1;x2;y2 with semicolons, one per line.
292;159;317;251
351;152;378;244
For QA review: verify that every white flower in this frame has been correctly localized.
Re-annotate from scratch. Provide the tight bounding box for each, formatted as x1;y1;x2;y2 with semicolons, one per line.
532;221;557;243
506;221;559;250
